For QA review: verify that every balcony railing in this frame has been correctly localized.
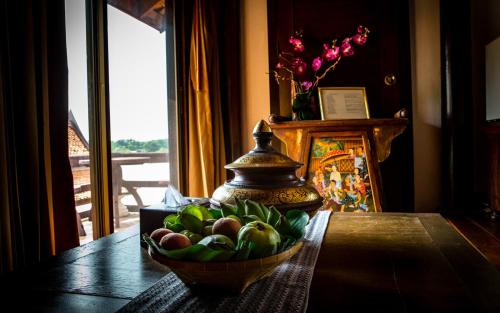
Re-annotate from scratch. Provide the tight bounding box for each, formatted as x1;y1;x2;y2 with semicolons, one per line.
71;152;169;219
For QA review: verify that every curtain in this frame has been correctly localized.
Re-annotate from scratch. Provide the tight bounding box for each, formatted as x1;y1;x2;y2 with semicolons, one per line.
179;0;242;197
0;0;79;274
187;0;227;197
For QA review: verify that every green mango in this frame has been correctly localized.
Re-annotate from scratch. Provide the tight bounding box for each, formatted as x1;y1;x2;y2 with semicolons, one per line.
226;214;242;224
189;233;204;244
203;218;217;226
180;230;203;244
237;221;281;258
198;234;235;251
202;225;213;236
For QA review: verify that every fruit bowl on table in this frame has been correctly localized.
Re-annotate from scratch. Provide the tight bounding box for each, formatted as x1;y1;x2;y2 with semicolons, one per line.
148;240;303;294
143;199;310;294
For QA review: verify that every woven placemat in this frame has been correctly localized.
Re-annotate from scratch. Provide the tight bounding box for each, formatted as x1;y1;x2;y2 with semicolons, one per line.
118;210;332;313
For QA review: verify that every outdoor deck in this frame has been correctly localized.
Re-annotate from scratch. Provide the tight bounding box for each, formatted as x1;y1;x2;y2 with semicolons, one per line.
71;152;169;245
80;212;140;245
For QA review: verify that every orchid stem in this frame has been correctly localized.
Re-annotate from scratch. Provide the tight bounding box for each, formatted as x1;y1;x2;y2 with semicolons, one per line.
313;56;342;89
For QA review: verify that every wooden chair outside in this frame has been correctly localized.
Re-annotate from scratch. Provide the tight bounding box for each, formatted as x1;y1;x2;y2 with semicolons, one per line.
68;111;92;236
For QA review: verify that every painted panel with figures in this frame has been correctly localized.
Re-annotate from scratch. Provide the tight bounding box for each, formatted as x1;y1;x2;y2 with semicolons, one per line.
307;136;375;212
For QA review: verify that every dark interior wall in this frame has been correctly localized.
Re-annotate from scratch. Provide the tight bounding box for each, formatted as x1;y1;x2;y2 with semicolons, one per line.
267;0;414;212
470;0;500;206
441;0;472;211
441;0;500;211
484;0;500;43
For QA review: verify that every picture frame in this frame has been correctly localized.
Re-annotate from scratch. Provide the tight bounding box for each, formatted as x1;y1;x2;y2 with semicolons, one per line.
318;87;370;120
303;130;382;212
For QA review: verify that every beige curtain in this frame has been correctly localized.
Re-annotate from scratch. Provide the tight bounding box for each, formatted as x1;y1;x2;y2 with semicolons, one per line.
187;0;226;197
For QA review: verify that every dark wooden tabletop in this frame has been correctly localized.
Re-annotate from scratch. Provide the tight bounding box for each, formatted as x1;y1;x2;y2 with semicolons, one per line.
2;213;500;313
308;213;500;313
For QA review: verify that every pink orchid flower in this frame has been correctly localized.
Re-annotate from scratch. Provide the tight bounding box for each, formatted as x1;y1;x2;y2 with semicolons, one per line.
301;81;313;91
289;37;305;52
292;58;307;76
341;38;355;57
353;25;369;46
312;57;322;72
353;33;368;45
275;62;283;69
322;44;340;61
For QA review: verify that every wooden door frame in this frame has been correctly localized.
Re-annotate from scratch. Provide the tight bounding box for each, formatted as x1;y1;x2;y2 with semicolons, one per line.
85;0;178;237
86;0;114;238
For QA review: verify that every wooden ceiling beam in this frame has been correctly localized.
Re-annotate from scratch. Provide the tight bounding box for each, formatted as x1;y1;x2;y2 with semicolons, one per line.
107;0;166;32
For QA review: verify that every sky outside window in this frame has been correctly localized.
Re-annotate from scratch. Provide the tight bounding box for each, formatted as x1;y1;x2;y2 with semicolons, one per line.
66;0;168;141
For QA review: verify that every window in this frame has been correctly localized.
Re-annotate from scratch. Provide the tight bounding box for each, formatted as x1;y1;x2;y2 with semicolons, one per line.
65;0;177;244
106;2;170;232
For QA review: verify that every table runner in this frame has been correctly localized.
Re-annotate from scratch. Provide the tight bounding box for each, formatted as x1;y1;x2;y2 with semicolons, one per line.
118;210;332;313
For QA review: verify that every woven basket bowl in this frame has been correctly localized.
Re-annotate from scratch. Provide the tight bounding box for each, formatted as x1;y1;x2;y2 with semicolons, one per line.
148;241;303;294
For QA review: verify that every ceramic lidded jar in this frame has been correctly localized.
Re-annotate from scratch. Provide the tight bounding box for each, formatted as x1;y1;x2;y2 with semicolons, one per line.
210;120;322;215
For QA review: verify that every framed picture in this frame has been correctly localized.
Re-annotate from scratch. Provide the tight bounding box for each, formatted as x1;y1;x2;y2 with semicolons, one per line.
318;87;370;120
303;131;381;212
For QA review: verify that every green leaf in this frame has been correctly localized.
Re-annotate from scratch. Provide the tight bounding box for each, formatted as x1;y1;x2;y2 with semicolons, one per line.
143;235;158;249
267;205;282;228
259;203;270;222
277;236;297;253
235;198;246;217
180;205;213;221
275;215;292;237
220;202;237;217
209;208;223;219
179;212;203;233
241;215;262;224
160;245;193;259
244;199;266;221
145;235;236;262
186;245;235;262
170;224;185;232
286;210;310;239
234;240;254;261
163;214;184;232
144;235;192;260
163;214;177;227
198;234;235;250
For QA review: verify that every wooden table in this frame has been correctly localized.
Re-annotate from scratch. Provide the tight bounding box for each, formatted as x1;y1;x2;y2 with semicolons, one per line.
308;213;500;312
2;213;500;312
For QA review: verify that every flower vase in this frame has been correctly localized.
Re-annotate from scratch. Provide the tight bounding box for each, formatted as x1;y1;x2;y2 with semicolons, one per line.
292;92;317;120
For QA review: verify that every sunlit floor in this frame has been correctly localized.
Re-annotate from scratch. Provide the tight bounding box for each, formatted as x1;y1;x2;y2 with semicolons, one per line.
80;211;141;245
78;186;166;245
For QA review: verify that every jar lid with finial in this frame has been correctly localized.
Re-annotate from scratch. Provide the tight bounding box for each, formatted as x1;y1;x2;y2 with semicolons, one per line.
210;120;322;215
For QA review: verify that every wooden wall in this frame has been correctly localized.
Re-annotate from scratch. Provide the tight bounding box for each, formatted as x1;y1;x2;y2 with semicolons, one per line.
267;0;414;212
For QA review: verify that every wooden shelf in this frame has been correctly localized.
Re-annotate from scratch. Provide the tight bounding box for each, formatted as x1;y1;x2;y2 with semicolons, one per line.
269;118;408;130
269;118;408;212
